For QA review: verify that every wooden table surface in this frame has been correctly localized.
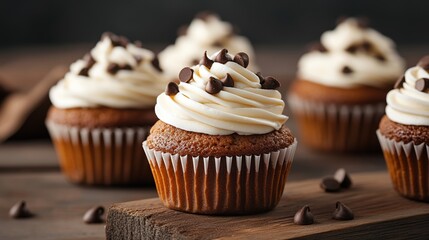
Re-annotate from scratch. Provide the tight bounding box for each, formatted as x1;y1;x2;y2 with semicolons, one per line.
1;45;428;239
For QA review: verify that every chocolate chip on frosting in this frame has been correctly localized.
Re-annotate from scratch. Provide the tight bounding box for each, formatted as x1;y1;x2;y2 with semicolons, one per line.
308;42;328;53
417;55;429;71
151;56;163;72
415;78;429;92
179;67;194;83
220;73;234;87
103;32;129;48
107;63;120;74
345;44;359;54
206;77;223;94
394;75;405;89
78;54;97;77
165;82;179;96
261;76;280;90
375;54;386;62
134;55;143;64
200;51;214;69
215;49;232;64
342;66;353;74
256;72;265;84
121;64;132;71
233;52;249;68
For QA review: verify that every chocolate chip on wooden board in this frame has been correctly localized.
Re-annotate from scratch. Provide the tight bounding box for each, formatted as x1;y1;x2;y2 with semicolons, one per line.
9;201;34;219
320;177;341;192
83;206;105;224
165;82;180;96
332;201;354;220
293;205;314;225
334;168;353;189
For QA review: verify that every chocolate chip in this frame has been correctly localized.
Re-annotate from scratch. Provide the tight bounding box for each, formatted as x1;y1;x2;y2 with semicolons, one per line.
261;76;280;90
78;67;90;77
151;56;162;72
134;55;143;64
165;82;179;96
103;32;129;48
214;49;232;64
342;66;353;74
356;16;370;28
417;55;429;70
107;63;120;74
195;11;215;21
233;52;249;68
293;205;314;225
179;67;194;83
83;206;105;224
333;201;354;220
256;72;265;84
394;75;405;89
375;54;386;62
415;78;429;92
361;41;372;51
220;73;234;87
83;53;96;67
206;77;223;94
121;64;132;71
334;168;352;189
308;42;327;53
9;201;34;219
134;40;143;48
200;51;214;69
336;15;348;25
345;44;359;54
320;177;341;192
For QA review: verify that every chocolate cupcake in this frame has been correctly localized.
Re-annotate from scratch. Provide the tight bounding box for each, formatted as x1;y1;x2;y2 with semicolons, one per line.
289;18;405;152
159;12;257;81
143;49;297;215
377;56;429;202
46;33;168;186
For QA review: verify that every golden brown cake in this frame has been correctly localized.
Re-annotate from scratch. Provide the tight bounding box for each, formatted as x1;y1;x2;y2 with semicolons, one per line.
377;56;429;202
143;49;297;215
46;32;168;186
289;18;404;152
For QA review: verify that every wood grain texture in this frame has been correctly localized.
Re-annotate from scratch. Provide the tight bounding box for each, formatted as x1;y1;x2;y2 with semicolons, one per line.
106;172;429;240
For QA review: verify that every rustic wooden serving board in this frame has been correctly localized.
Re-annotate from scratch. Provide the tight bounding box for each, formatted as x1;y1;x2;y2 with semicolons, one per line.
106;172;429;239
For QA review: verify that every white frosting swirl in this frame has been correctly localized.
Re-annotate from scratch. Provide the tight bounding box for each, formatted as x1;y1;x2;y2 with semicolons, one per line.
50;36;168;109
386;66;429;126
155;51;287;135
159;14;256;80
298;18;404;88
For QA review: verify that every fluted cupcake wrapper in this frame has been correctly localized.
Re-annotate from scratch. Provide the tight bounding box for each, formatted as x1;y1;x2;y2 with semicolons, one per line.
46;121;152;186
289;94;385;152
142;140;297;215
377;130;429;202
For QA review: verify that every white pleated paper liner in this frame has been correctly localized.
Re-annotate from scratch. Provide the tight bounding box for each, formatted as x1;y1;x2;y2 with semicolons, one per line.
377;130;429;202
46;121;152;186
142;139;297;215
289;94;385;152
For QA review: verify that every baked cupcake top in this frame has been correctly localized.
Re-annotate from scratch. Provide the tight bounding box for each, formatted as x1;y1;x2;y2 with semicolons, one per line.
385;56;429;126
159;12;256;80
298;18;404;88
50;32;167;109
155;49;287;135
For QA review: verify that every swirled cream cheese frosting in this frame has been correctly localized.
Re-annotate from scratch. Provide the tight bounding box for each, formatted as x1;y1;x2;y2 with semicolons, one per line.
298;18;405;88
386;57;429;126
50;32;168;109
159;12;257;80
155;49;287;135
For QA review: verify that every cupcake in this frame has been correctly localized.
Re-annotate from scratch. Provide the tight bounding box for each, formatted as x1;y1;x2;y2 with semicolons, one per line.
143;49;297;215
46;32;168;186
377;56;429;202
289;18;405;152
159;12;257;81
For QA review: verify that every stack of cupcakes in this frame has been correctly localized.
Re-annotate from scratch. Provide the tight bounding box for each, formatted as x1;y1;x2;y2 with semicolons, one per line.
378;56;429;202
143;49;297;215
46;33;168;186
289;18;405;152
